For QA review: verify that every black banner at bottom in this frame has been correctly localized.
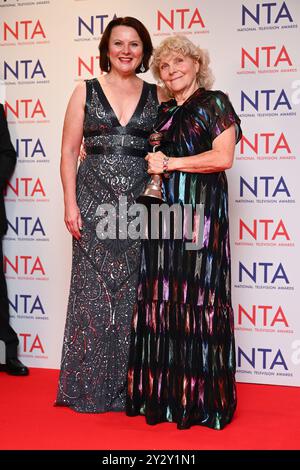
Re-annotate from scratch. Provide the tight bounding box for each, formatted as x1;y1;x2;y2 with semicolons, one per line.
0;450;299;464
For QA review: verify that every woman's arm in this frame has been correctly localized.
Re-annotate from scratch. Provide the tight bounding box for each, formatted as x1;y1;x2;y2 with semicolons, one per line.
146;124;236;175
60;81;85;239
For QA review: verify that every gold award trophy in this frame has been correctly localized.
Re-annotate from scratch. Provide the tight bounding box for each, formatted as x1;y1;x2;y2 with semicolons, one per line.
136;132;167;205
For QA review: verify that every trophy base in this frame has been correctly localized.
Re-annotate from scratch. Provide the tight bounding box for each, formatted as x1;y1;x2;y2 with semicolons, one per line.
136;194;164;206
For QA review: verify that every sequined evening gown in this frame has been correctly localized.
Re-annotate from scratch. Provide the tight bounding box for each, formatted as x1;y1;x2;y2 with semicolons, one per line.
56;78;159;412
126;88;242;429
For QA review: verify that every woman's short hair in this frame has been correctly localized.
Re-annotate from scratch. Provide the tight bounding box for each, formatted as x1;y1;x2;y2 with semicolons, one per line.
99;17;153;73
151;35;214;90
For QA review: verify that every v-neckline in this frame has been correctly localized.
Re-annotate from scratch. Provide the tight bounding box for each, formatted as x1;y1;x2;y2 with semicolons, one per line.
95;78;147;128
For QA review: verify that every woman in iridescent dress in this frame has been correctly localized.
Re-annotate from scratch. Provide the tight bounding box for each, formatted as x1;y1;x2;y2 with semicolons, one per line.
126;35;242;430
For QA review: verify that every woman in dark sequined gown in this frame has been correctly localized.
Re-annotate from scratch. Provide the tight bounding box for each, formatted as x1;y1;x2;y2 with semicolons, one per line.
126;35;242;429
55;18;167;413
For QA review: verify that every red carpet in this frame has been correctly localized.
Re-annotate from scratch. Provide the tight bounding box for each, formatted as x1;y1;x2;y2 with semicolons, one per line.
0;368;299;450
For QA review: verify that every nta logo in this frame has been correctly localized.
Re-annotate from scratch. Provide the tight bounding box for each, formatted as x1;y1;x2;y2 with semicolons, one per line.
157;8;205;30
1;20;46;41
242;2;293;26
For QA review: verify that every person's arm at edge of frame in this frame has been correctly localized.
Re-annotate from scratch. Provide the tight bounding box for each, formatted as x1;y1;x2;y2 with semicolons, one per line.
0;104;17;190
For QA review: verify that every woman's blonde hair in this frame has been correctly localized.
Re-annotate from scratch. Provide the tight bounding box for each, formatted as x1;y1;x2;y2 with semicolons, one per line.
151;35;214;90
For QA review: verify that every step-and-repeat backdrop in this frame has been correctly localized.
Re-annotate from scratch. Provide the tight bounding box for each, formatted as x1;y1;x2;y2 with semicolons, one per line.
1;0;299;385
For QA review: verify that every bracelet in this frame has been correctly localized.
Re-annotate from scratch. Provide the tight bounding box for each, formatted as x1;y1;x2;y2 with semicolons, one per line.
163;155;170;174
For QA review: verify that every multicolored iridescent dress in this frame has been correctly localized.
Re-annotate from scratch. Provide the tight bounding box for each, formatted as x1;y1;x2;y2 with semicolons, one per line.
126;88;242;430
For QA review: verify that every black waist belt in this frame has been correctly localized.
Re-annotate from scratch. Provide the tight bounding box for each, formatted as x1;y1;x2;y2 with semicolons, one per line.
86;145;147;158
84;126;149;139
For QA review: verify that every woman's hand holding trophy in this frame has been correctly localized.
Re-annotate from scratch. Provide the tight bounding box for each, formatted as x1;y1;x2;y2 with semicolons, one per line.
136;131;170;205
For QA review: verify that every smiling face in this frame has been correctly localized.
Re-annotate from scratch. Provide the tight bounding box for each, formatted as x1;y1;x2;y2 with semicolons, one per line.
107;25;144;75
159;51;200;98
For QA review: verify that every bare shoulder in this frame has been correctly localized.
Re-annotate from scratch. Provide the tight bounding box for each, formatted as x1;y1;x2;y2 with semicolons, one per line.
72;80;86;97
156;85;170;104
68;80;86;108
97;76;106;87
